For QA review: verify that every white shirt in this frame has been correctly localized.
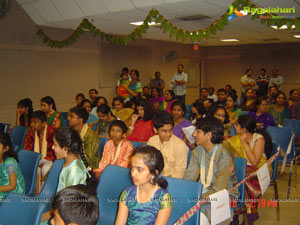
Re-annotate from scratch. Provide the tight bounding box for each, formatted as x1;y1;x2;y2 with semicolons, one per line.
269;75;283;90
170;72;188;96
240;74;255;93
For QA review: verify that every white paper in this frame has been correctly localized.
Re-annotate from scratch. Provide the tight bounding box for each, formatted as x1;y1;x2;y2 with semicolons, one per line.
210;189;231;225
256;163;270;195
182;126;196;144
200;212;210;225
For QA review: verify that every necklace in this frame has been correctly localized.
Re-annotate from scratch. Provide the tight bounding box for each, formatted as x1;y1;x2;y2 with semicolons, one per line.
136;183;158;203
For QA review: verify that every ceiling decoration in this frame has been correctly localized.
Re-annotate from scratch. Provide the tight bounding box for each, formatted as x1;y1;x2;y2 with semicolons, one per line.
35;0;300;48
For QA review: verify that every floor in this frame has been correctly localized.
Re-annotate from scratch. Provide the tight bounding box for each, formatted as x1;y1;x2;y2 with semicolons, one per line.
251;163;300;225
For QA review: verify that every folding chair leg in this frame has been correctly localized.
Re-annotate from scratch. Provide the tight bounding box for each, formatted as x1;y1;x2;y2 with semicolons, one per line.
287;159;294;199
273;181;280;221
294;158;297;188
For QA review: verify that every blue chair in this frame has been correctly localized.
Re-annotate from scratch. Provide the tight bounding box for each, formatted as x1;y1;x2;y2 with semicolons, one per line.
10;126;28;152
234;157;247;210
60;112;69;126
98;137;109;158
97;165;133;225
0;123;10;133
34;159;64;211
18;150;41;196
130;141;146;149
283;119;300;137
0;193;46;225
230;124;236;136
184;104;192;120
165;177;202;225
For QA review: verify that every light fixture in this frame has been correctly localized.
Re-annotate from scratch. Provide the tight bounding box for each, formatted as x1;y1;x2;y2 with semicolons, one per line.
293;35;300;38
271;25;296;30
129;21;160;26
220;39;240;42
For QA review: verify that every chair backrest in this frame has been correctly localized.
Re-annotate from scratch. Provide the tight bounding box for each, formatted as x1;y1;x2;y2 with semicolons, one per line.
60;112;69;126
98;137;109;158
266;126;295;162
130;141;146;149
270;144;280;181
165;177;202;225
97;165;133;225
283;119;300;137
0;193;46;225
184;104;192;120
234;157;247;209
10;126;28;152
0;123;10;133
18;150;42;196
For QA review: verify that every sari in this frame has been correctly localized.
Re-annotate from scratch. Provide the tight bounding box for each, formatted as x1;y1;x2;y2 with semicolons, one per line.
173;119;193;140
266;104;291;126
46;112;62;128
160;99;177;114
112;108;134;126
127;120;155;142
128;81;142;98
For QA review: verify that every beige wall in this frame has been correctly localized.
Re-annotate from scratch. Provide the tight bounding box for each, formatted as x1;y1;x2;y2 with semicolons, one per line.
1;0;300;125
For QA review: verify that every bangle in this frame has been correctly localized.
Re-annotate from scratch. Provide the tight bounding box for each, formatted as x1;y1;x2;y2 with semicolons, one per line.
129;126;134;130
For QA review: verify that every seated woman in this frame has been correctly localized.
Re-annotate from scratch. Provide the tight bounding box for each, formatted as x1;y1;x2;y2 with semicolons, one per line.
149;87;165;112
223;115;273;225
239;89;256;112
249;97;276;129
160;90;177;114
209;104;231;139
190;100;206;125
112;97;134;126
127;99;155;142
16;98;33;127
288;89;299;110
95;104;115;137
94;120;134;179
226;93;243;126
75;93;85;106
41;96;62;129
267;92;291;126
80;99;98;126
122;69;143;99
90;96;108;118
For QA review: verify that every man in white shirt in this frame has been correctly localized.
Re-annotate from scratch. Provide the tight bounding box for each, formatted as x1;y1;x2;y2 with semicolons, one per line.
170;64;188;104
240;68;255;100
269;68;283;91
147;111;189;179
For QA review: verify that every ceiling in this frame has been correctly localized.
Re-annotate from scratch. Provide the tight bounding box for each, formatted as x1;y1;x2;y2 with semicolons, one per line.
16;0;300;46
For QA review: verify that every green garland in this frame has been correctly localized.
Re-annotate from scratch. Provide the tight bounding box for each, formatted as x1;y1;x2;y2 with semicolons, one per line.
36;0;300;48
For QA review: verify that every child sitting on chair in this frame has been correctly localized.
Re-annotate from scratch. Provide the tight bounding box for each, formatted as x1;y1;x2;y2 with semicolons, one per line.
94;120;134;179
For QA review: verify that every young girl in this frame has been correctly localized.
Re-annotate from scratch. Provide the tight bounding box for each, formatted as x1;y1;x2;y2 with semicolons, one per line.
95;104;116;137
0;133;25;200
75;93;85;106
117;72;131;100
94;120;134;179
91;96;108;118
115;146;173;225
80;99;98;126
16;98;33;127
112;97;134;126
127;100;155;142
41;96;62;129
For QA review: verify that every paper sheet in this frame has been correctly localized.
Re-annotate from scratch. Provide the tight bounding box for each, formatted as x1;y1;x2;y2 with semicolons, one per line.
210;189;231;225
182;126;196;144
257;163;270;195
280;134;294;174
200;212;210;225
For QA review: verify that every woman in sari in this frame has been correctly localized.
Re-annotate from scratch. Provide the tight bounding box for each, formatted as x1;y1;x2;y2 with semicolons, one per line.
239;89;256;112
160;90;177;114
122;69;143;99
224;115;272;225
41;96;62;129
267;92;290;126
127;99;155;142
226;93;243;126
111;97;134;126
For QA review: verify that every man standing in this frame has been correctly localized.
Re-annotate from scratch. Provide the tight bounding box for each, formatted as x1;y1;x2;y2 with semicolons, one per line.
240;68;255;100
256;68;270;97
170;64;188;104
150;71;165;96
269;68;283;91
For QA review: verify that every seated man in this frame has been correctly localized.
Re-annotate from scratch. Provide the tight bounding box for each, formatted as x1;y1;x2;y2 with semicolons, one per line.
147;111;188;179
51;184;99;225
68;106;100;169
24;110;55;190
184;117;239;224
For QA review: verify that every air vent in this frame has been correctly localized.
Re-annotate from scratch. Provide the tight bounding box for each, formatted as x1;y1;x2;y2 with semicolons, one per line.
261;38;280;41
175;14;211;21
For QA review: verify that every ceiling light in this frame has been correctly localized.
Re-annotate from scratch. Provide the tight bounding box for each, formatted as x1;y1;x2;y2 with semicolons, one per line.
293;35;300;38
271;25;296;29
220;39;240;42
129;21;160;26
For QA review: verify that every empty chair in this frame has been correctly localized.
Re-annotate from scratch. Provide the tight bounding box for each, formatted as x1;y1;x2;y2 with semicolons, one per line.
97;165;133;225
0;193;46;225
10;126;28;152
18;150;42;196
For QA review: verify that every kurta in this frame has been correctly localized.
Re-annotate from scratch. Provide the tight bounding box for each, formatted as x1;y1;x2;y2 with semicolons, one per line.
82;127;101;169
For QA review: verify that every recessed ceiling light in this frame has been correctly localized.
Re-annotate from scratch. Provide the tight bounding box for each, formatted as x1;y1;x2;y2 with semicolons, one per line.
293;35;300;38
220;39;240;42
129;21;160;26
271;25;296;30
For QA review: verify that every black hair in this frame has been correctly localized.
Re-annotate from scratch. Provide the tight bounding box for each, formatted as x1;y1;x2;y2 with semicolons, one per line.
192;100;206;120
112;97;124;107
177;64;184;69
275;92;286;101
171;101;186;114
108;120;128;135
208;87;215;92
195;117;224;144
132;146;168;189
97;104;111;115
226;93;238;108
151;87;161;97
201;87;208;92
130;69;140;80
289;89;298;97
237;115;273;158
153;111;174;129
260;68;266;73
80;99;92;107
135;99;154;121
243;88;253;103
208;105;229;124
76;93;85;100
52;184;99;225
89;89;98;94
31;110;47;123
245;68;252;74
0;133;18;162
255;97;267;112
17;98;33;126
217;88;226;94
70;106;89;124
268;86;278;91
41;96;57;111
54;127;83;155
166;90;175;100
225;84;232;89
122;67;129;73
96;96;108;105
143;86;150;90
